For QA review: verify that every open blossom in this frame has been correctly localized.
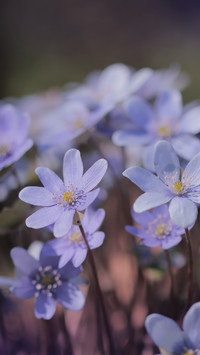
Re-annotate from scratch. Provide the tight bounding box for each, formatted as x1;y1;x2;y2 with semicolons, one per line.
9;246;85;320
123;140;200;228
0;104;33;171
43;208;105;268
126;204;184;249
113;90;200;170
19;149;107;237
145;302;200;354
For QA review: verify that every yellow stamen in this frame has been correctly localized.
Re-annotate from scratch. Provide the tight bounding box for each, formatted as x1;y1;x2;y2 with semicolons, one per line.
71;232;83;243
159;126;171;138
156;224;166;236
174;181;183;194
42;275;53;286
74;119;84;129
64;191;74;204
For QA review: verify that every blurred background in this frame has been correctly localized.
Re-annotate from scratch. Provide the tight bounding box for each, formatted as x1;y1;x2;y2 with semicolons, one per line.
1;0;200;100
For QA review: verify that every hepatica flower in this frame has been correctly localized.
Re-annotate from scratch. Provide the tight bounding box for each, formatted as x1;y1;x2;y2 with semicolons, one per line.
10;247;85;319
145;302;200;354
0;104;33;171
19;149;108;237
43;208;105;268
123;140;200;228
113;90;200;170
126;204;183;249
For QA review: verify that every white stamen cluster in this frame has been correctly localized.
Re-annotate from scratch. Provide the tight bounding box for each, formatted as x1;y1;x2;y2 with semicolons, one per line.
32;265;62;298
52;183;86;210
148;214;172;240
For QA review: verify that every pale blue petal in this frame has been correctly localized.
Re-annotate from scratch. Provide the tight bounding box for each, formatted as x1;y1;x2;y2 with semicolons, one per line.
56;282;85;311
169;197;198;228
123;166;169;193
26;205;63;229
72;249;87;267
183;302;200;349
130;68;153;94
131;209;155;227
145;314;185;353
59;261;82;279
112;130;152;146
134;192;172;213
11;276;35;299
79;159;107;193
88;231;105;249
155;90;182;119
161;236;182;249
35;294;56;320
58;248;75;268
182;151;200;187
125;226;150;239
171;135;200;161
76;189;100;211
63;149;83;187
142;143;157;171
11;247;39;275
35;167;65;194
19;187;55;206
84;208;105;234
0;139;33;171
180;106;200;134
53;209;75;237
124;96;154;127
42;239;68;256
154;140;180;183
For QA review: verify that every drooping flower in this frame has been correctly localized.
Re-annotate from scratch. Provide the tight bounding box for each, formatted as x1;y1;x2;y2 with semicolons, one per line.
43;208;105;268
123;140;200;228
126;204;184;249
19;148;108;237
145;302;200;354
0;104;33;171
113;90;200;170
9;246;85;320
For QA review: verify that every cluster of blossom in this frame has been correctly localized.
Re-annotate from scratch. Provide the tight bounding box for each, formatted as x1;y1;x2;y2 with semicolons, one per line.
1;62;200;352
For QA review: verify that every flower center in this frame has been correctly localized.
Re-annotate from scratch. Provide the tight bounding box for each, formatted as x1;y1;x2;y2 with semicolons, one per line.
156;224;167;237
74;119;84;129
64;191;74;204
174;181;184;194
70;231;83;244
32;265;62;297
159;125;171;138
148;215;172;240
183;350;199;355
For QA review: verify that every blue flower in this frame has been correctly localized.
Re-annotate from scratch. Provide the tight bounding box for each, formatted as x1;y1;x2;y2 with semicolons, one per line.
113;90;200;170
123;140;200;228
43;208;105;267
126;204;184;249
19;148;108;237
10;246;85;319
145;302;200;354
0;104;33;171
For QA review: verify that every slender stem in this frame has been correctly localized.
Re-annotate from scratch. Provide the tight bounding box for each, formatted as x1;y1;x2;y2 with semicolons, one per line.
164;250;175;303
79;223;115;355
185;228;193;310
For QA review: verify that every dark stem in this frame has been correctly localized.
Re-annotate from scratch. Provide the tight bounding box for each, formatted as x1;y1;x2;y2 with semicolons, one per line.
164;250;175;304
79;223;115;355
185;228;194;310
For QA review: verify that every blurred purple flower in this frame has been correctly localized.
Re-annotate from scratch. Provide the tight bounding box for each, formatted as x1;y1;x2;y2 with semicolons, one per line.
43;208;105;268
0;104;33;171
19;148;107;237
123;140;200;228
145;302;200;354
9;246;85;319
126;204;183;249
113;90;200;170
